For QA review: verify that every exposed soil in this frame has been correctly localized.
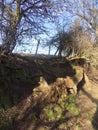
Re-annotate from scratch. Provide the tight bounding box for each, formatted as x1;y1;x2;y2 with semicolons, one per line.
0;54;98;130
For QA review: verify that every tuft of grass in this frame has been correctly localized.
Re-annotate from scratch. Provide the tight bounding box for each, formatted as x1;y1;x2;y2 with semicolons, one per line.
44;104;63;121
31;115;37;122
65;95;79;116
66;103;79;116
0;113;17;130
88;111;94;120
74;124;80;130
45;108;55;121
54;104;63;118
58;122;67;129
66;94;76;103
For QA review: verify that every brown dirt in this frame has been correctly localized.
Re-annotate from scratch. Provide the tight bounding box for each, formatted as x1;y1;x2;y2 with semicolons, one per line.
0;54;98;130
12;76;98;130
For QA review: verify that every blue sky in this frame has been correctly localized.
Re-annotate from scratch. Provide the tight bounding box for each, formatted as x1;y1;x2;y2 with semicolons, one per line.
13;12;73;55
13;39;57;55
14;20;58;54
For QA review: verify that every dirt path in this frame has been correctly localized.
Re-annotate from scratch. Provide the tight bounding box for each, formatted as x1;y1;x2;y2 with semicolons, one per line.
75;73;98;130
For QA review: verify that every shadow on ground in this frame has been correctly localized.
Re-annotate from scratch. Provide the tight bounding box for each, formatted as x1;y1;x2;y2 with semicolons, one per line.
76;69;98;130
0;55;77;129
0;55;76;107
81;88;98;130
1;54;97;130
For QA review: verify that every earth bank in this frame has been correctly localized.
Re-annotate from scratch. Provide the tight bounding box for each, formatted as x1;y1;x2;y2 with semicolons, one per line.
0;54;98;130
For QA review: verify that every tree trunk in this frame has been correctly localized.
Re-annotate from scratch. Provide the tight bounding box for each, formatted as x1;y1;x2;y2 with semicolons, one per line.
35;39;40;55
0;27;17;55
95;25;98;44
58;46;63;57
58;49;62;57
48;44;51;55
54;48;59;56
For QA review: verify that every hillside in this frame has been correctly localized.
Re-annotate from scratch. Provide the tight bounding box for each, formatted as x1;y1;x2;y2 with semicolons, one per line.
0;53;98;130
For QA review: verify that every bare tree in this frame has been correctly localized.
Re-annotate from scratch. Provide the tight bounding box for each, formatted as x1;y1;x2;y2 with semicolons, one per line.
45;22;68;56
47;31;70;57
67;24;93;58
48;22;93;58
65;0;98;44
0;0;60;55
